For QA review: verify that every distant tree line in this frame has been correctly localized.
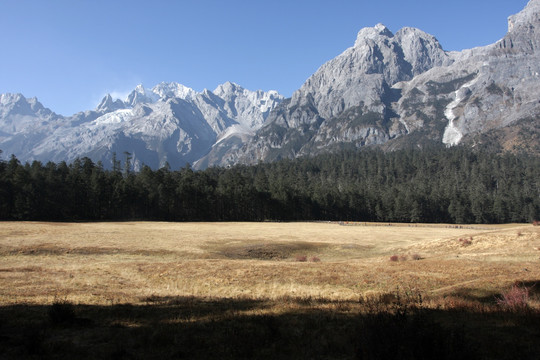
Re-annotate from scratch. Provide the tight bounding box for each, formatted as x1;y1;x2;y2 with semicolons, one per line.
0;147;538;223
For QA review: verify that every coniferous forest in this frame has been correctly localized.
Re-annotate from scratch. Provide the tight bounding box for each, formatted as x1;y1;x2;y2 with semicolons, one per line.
0;147;538;224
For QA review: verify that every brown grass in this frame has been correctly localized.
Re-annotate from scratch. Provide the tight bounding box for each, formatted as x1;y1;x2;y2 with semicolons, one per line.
0;221;538;306
1;221;539;359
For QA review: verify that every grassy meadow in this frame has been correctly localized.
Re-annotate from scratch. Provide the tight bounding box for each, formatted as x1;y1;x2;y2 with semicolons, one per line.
1;221;539;359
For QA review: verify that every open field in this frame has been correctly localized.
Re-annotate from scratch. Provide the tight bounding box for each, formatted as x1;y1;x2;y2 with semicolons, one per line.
1;221;540;359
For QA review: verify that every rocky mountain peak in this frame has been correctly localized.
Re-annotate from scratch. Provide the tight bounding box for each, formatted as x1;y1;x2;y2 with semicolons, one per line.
288;22;452;122
0;93;52;118
0;93;29;117
0;93;61;137
152;82;197;100
498;0;540;53
209;81;284;130
126;84;157;106
354;23;393;46
96;94;112;110
394;27;452;74
508;0;540;32
228;1;540;167
213;81;244;100
96;94;126;112
0;93;22;107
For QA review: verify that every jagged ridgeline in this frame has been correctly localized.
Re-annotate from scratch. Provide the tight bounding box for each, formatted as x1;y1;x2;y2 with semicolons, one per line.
1;1;539;168
0;147;538;223
0;83;284;171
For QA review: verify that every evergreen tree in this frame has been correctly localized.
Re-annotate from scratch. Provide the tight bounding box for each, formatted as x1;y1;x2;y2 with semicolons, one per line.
0;147;538;223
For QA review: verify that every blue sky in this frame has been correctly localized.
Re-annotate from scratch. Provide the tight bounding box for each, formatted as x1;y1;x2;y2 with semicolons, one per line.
0;0;530;116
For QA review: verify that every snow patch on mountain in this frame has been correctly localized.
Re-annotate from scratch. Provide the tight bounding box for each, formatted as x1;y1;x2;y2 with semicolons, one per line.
94;108;134;125
152;82;197;100
215;124;254;145
442;76;479;146
213;81;285;129
0;82;284;169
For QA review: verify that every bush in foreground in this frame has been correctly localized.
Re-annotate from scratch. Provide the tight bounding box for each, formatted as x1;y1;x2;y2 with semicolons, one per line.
497;284;531;311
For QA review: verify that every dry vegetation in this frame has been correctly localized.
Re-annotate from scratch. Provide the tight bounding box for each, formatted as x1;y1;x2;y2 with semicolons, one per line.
1;221;539;359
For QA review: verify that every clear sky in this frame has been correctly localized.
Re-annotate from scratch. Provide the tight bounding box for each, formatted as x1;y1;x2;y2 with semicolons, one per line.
0;0;530;116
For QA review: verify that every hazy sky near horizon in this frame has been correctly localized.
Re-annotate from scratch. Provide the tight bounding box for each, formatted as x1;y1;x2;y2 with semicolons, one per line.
0;0;530;116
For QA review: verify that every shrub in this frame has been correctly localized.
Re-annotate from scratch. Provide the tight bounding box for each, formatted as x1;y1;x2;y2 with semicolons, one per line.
533;220;539;226
295;255;307;262
389;255;399;262
411;254;422;261
309;256;321;262
496;284;530;311
458;238;472;247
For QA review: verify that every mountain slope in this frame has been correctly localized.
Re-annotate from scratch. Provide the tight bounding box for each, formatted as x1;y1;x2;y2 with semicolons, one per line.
229;0;540;165
395;0;540;150
225;24;455;165
0;83;284;169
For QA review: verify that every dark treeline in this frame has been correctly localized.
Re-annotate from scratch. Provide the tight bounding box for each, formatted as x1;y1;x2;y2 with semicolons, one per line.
0;147;538;223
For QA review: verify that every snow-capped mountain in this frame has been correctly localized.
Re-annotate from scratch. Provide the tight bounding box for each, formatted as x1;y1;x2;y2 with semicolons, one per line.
0;83;284;170
228;0;540;165
2;0;539;169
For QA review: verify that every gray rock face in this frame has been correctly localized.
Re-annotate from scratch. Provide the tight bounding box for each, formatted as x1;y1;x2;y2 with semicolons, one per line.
504;0;540;53
230;0;540;165
0;93;68;160
395;0;540;148
96;94;127;113
230;23;453;165
0;83;284;170
300;23;451;120
394;27;453;75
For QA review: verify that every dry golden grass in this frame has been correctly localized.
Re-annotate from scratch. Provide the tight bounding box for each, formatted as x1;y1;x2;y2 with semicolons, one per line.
1;221;539;309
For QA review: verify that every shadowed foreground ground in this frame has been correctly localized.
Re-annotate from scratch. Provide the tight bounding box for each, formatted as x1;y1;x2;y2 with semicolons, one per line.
1;294;540;359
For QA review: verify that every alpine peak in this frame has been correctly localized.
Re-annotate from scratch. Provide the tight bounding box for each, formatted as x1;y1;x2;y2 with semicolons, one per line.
126;84;157;106
354;23;393;46
508;0;540;32
214;81;241;95
152;82;197;100
96;94;125;112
